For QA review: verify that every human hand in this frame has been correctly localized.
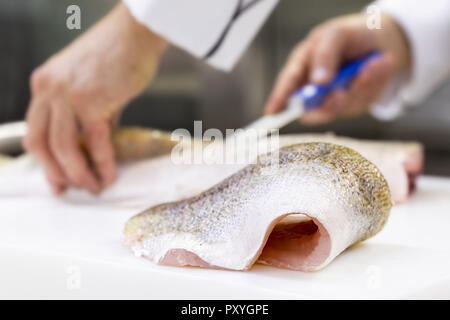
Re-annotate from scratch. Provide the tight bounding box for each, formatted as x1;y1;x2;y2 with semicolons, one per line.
23;3;167;195
264;13;411;124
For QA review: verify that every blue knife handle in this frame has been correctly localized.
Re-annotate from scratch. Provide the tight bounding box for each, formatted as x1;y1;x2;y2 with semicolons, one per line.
292;51;382;111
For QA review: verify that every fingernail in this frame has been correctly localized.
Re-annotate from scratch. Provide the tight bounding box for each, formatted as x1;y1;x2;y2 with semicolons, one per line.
264;98;278;114
51;185;59;195
264;107;276;115
52;184;65;196
90;186;101;196
312;67;328;83
102;176;115;189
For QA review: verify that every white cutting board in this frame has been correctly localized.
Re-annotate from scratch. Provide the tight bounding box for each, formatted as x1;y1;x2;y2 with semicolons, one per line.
0;172;449;299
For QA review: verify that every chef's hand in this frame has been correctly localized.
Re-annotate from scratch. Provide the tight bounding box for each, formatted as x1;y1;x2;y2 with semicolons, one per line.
264;13;411;124
23;3;167;195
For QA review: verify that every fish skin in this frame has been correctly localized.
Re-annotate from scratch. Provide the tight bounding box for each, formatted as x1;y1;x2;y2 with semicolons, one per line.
275;134;423;203
112;127;178;162
124;142;392;271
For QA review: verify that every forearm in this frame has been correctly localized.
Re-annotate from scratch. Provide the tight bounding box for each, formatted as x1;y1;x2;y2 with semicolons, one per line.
117;2;168;58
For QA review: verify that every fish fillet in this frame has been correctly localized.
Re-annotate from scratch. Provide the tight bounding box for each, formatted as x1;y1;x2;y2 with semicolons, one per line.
124;142;392;271
112;128;423;204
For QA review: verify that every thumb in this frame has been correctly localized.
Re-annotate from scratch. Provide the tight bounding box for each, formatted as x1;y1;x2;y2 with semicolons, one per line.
309;30;349;84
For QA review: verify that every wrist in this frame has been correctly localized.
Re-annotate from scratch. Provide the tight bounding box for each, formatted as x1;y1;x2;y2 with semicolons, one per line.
376;13;412;73
118;2;167;58
112;3;168;99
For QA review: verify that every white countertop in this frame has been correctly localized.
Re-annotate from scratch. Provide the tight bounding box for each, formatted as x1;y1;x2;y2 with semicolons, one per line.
0;174;449;299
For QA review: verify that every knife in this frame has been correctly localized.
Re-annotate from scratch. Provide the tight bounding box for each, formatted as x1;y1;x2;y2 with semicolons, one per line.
242;51;382;136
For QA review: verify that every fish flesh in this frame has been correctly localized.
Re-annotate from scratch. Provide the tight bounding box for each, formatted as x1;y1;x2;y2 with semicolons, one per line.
124;142;392;271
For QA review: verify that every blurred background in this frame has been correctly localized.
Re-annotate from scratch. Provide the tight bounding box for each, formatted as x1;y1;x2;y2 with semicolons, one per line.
1;0;449;175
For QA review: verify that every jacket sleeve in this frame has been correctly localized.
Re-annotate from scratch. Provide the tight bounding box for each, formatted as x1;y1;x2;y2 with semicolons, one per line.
123;0;278;71
369;0;450;120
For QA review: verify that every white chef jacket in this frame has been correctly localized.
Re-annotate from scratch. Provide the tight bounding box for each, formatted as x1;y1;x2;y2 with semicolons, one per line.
370;0;450;120
123;0;450;120
123;0;279;71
